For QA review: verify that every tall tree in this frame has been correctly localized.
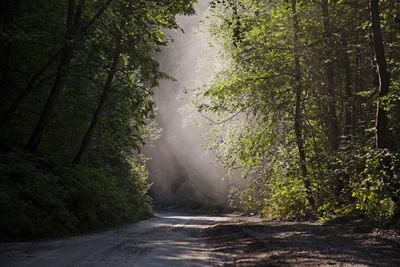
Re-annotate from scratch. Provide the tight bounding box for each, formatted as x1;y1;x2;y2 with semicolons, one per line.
370;0;393;149
320;0;339;152
73;22;123;164
25;0;83;151
0;0;113;129
341;34;353;137
291;0;315;209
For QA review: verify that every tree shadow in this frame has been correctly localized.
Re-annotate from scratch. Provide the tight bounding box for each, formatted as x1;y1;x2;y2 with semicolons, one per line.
206;219;400;266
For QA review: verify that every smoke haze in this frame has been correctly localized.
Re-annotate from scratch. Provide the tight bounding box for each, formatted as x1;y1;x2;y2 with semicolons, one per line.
144;1;229;209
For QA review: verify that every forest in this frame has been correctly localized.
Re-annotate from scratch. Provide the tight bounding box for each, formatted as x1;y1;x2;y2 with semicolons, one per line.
0;0;195;239
193;0;400;224
0;0;399;240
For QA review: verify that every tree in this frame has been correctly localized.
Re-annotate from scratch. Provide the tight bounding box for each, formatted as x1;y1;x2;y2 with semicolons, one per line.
25;0;113;152
0;0;197;237
73;21;123;164
0;0;113;129
370;0;393;150
72;0;195;163
191;0;400;222
291;0;315;209
320;0;339;153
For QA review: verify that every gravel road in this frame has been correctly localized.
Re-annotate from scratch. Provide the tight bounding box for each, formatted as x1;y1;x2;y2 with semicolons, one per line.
1;211;400;266
206;216;400;266
0;211;229;267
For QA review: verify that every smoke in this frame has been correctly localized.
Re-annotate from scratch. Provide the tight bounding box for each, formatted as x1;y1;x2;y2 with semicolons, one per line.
144;1;229;209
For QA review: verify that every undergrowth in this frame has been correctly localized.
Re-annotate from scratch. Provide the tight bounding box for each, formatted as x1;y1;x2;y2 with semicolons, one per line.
0;149;152;240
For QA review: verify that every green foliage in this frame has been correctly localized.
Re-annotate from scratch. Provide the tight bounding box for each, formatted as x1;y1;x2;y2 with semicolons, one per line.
262;177;310;219
351;149;399;222
0;149;152;239
0;0;196;239
190;0;400;225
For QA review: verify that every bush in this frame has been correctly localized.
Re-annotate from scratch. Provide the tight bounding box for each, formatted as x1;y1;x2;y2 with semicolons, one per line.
0;150;152;239
260;177;310;219
350;149;400;222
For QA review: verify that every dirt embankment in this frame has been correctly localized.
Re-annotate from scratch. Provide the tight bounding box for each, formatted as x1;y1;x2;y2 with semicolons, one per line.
205;216;400;266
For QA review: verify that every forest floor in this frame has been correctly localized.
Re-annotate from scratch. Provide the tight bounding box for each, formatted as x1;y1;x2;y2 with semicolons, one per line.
206;214;400;266
1;210;399;266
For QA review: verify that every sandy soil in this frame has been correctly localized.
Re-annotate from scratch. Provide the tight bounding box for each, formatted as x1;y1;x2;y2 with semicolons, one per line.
1;211;399;266
206;215;400;266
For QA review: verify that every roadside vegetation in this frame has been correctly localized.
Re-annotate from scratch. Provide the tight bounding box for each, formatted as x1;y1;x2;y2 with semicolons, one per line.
0;0;196;239
190;0;400;226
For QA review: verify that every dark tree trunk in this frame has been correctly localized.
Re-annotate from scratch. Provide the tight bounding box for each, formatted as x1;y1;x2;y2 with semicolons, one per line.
25;0;84;152
73;33;122;164
321;0;339;152
370;0;393;150
370;0;399;209
291;0;315;209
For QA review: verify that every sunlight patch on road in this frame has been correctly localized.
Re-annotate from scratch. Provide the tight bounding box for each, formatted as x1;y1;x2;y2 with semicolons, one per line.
150;214;230;230
157;223;211;229
159;214;229;221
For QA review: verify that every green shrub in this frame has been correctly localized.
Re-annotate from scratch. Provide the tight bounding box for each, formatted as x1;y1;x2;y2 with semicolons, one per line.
0;150;152;239
350;149;399;222
260;177;310;219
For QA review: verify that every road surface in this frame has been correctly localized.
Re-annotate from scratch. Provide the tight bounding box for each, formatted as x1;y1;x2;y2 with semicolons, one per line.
0;211;229;267
1;211;400;266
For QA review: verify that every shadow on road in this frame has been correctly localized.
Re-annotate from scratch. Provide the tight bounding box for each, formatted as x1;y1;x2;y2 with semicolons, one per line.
206;218;400;266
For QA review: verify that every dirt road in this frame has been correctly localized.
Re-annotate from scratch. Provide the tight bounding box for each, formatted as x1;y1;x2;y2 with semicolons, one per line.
206;216;400;266
0;211;229;267
1;211;399;266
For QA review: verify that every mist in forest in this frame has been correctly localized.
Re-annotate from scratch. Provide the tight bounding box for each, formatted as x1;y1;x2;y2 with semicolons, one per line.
144;1;229;209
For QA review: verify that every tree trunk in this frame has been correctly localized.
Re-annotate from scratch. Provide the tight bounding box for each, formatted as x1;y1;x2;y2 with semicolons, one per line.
352;51;361;137
291;0;315;209
25;0;83;152
370;0;399;210
321;0;339;152
73;32;122;164
370;0;393;150
341;36;352;137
